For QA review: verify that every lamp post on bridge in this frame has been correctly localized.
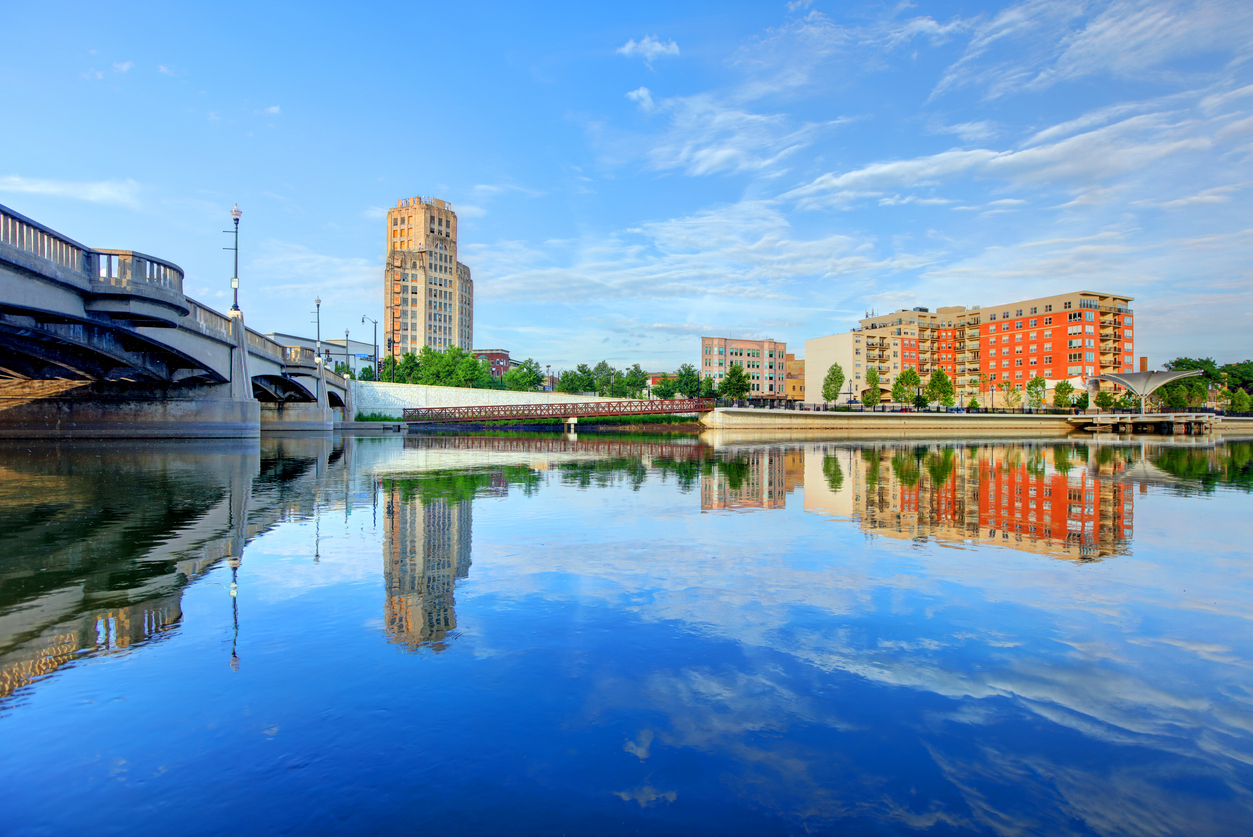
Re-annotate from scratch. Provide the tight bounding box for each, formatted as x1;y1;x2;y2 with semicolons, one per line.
362;315;378;379
313;297;322;364
345;329;350;379
225;204;242;312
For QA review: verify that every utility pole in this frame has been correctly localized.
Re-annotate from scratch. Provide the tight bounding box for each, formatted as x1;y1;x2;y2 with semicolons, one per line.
345;329;350;378
313;297;322;364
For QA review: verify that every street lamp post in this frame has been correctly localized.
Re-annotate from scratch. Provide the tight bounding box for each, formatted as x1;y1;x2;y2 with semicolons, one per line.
313;297;322;363
225;204;242;311
345;329;350;378
362;315;378;379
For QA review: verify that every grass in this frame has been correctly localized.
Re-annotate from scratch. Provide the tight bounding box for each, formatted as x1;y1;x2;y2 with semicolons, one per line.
354;411;401;422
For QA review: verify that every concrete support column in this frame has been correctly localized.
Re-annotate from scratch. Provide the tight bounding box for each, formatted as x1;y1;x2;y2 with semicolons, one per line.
229;310;253;401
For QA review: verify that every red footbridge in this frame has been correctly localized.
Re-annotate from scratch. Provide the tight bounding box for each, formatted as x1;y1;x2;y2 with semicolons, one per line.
402;398;715;425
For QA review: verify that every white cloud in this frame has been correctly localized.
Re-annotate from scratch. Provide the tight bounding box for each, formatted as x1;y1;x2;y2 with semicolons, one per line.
113;61;133;73
82;68;103;80
935;0;1253;100
0;175;141;208
157;64;173;75
264;105;280;114
626;86;654;112
616;35;680;67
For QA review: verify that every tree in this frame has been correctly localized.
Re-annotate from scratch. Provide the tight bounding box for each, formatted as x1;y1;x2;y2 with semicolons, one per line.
1233;388;1252;413
557;364;596;394
821;362;845;403
967;395;980;411
652;376;678;399
504;358;544;391
913;391;928;410
1053;380;1075;409
622;364;649;398
1094;390;1115;411
1025;376;1047;411
673;363;702;398
398;351;420;384
699;375;717;398
1074;391;1089;410
863;368;882;407
333;361;356;380
926;368;955;408
1222;359;1253;394
998;381;1021;410
591;360;617;396
892;368;921;405
718;364;751;399
380;356;398;383
358;365;376;382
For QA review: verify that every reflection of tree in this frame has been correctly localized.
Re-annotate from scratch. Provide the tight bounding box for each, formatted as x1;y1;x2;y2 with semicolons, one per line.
822;455;844;492
1152;443;1253;492
718;458;751;491
389;466;541;504
924;449;955;487
890;451;922;488
559;458;648;490
654;457;712;493
862;448;881;489
1053;445;1073;475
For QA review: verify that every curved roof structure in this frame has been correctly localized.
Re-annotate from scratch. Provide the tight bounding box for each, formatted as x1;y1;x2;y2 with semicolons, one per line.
1090;369;1202;398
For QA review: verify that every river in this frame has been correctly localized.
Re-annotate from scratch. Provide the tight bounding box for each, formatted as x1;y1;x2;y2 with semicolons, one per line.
1;433;1251;835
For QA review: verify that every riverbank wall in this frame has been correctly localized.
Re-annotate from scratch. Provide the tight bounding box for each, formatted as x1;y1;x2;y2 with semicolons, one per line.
700;407;1076;438
351;381;642;418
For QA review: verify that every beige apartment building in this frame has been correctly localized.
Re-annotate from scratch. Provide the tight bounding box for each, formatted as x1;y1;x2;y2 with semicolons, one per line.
805;290;1134;403
384;196;474;360
699;336;787;400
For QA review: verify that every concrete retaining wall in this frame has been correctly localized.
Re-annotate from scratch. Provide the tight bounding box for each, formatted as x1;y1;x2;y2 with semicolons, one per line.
701;407;1076;437
351;381;643;418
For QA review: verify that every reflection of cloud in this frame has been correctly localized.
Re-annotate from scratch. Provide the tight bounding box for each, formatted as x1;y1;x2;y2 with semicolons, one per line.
623;729;654;760
613;785;676;807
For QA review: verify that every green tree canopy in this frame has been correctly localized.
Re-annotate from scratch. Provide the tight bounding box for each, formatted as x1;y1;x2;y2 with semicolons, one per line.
1095;390;1115;411
822;362;845;403
674;363;702;398
863;368;882;407
926;368;955;407
652;376;679;399
1233;388;1252;412
357;365;376;382
1053;380;1075;408
557;364;596;394
699;375;717;398
1025;376;1047;410
718;364;751;399
504;358;544;391
892;368;921;404
822;455;844;492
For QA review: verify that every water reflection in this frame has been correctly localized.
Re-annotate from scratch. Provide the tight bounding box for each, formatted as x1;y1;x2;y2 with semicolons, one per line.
2;432;1251;836
0;436;343;700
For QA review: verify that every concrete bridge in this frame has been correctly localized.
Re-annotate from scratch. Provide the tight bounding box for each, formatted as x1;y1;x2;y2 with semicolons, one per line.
0;203;350;437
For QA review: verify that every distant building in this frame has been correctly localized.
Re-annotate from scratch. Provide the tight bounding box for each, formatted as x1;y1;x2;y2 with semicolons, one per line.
699;336;787;400
805;290;1135;403
266;333;377;376
784;354;804;401
473;348;513;379
384;196;474;360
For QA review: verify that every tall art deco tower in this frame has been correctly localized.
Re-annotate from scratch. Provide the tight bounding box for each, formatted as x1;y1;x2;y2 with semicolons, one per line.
384;196;474;360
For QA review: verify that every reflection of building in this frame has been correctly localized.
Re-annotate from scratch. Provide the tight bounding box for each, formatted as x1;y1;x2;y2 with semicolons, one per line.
784;354;805;400
701;448;804;510
804;444;1134;561
383;488;472;648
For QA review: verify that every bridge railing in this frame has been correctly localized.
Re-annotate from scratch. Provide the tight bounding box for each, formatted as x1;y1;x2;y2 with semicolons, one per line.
186;299;233;336
0;203;93;277
403;398;715;424
95;250;184;295
245;330;284;361
282;346;317;366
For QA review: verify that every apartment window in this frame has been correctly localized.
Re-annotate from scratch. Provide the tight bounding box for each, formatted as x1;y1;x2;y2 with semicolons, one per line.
1085;352;1095;362
989;313;996;321
1003;311;1010;318
1064;301;1072;309
1016;309;1023;317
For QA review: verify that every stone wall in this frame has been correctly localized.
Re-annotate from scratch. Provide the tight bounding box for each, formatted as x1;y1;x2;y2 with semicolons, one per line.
351;381;643;418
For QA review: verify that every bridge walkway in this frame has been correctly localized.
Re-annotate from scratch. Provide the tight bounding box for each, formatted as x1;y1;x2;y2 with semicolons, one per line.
403;398;714;425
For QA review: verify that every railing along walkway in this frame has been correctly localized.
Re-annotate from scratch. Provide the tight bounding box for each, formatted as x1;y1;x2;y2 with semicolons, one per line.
403;398;715;424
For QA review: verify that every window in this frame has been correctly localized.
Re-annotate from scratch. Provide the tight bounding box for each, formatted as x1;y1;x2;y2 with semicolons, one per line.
1030;307;1037;314
989;313;996;321
1016;309;1023;317
1044;304;1053;312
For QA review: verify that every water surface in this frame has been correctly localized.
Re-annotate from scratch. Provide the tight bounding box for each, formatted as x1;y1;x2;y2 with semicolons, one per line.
2;433;1251;836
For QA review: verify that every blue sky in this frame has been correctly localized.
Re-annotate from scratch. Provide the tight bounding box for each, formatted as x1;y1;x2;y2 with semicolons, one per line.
2;0;1251;369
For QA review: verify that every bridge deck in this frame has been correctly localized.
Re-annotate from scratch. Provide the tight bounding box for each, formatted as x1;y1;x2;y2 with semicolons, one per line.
403;398;715;424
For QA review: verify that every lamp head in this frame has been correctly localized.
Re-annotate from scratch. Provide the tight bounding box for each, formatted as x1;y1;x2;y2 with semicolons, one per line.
315;296;321;307
230;203;242;222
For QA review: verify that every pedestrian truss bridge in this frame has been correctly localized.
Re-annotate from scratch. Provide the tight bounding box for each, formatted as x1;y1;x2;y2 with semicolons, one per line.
402;398;715;425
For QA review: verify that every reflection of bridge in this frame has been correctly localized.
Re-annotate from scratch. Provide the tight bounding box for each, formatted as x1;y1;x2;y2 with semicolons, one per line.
0;203;350;436
402;398;714;425
404;433;712;461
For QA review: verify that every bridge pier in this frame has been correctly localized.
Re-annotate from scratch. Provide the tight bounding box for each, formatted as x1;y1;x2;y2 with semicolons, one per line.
259;401;334;432
0;380;260;439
